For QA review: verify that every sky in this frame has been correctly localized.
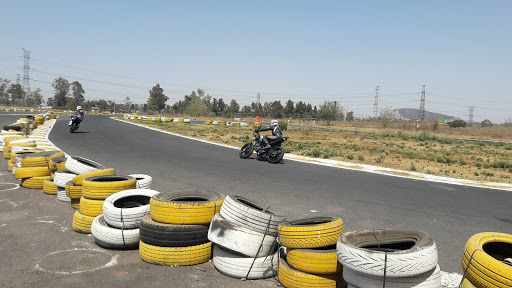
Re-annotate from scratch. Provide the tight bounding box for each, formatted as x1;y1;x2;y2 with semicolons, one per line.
0;0;511;123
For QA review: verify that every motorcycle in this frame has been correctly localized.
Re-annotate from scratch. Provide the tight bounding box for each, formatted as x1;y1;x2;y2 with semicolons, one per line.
69;116;81;133
239;131;287;164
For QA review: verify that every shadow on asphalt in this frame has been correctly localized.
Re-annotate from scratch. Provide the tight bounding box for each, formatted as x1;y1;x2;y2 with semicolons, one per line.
70;131;90;134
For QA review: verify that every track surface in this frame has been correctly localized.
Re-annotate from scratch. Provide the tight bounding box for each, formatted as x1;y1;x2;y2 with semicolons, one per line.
1;113;511;287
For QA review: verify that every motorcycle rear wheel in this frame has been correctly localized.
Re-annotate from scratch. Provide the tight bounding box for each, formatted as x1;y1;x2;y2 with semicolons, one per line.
239;143;253;159
70;122;77;133
267;146;284;164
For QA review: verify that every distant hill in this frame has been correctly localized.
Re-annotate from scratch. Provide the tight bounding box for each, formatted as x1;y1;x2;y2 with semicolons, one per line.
395;108;457;121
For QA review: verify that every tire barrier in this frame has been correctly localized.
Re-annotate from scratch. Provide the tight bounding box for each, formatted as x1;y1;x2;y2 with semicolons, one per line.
219;195;285;236
82;175;136;200
102;189;159;229
54;170;77;188
43;178;58;195
139;215;209;247
72;210;94;234
139;241;212;266
65;181;83;199
57;188;71;202
287;246;340;275
49;157;67;172
72;168;116;186
17;150;65;168
461;232;512;288
65;156;105;175
279;217;344;249
79;197;104;217
278;257;342;288
128;174;152;189
70;198;80;210
342;265;441;288
212;245;279;280
91;215;140;249
21;176;47;189
150;190;224;225
14;167;51;179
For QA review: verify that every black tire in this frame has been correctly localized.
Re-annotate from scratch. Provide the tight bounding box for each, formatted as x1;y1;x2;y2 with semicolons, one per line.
69;122;77;133
239;143;253;159
3;125;21;131
139;215;209;247
268;146;284;163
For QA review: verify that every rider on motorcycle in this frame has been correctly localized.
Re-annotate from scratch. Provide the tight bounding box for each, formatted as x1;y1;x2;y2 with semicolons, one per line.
68;106;84;128
255;119;283;149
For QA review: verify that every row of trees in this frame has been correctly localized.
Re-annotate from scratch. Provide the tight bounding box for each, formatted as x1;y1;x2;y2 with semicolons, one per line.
0;78;44;107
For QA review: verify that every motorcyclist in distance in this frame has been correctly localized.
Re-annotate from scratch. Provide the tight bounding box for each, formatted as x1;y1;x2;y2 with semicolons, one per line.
255;119;283;149
69;106;84;128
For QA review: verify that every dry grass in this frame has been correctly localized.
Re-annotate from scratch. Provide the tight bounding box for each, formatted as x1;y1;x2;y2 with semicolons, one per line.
126;118;512;184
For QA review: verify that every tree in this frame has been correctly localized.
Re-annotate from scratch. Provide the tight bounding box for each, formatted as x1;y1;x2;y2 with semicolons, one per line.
8;83;25;105
480;119;493;127
52;77;70;107
147;84;168;112
284;100;294;117
346;111;354;121
71;81;85;105
187;97;209;117
26;88;44;107
123;96;132;112
269;100;284;118
319;100;344;125
449;119;468;128
0;78;11;104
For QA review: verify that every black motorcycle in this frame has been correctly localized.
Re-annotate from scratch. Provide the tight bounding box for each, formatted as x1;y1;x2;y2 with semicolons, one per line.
239;131;287;163
69;116;81;133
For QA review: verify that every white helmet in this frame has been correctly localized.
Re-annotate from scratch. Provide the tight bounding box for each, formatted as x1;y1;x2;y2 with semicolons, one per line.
77;106;82;110
270;119;278;127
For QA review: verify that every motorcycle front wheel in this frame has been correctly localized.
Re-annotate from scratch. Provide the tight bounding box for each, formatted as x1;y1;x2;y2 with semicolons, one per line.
267;146;284;164
239;143;254;159
69;122;77;133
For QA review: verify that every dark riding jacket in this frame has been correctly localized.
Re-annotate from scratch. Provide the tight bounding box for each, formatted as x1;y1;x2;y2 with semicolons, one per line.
256;125;283;140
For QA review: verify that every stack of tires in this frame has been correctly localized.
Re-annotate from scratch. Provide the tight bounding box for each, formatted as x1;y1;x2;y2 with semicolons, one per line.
14;150;65;189
54;169;77;202
73;175;136;234
91;188;159;249
67;168;116;210
3;136;27;159
461;232;512;288
8;149;43;172
337;229;441;288
208;195;285;280
129;174;153;189
278;217;345;288
139;190;224;266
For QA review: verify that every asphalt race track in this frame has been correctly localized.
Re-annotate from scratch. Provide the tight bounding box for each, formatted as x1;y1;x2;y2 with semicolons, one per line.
1;113;511;287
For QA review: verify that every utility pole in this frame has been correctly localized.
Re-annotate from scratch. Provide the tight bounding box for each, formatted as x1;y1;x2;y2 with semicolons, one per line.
22;48;31;94
373;86;380;119
419;85;426;121
468;106;475;126
257;92;260;105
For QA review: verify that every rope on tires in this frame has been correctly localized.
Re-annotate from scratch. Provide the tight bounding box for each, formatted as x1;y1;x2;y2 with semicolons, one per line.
458;249;483;288
243;216;272;281
44;156;52;176
372;230;388;288
120;208;127;247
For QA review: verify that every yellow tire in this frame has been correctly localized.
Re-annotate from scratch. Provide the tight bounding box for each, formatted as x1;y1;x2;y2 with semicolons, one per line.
82;175;136;200
278;217;344;249
287;247;340;275
278;258;340;288
150;190;224;224
10;149;44;160
4;136;27;146
462;278;477;288
8;159;15;172
3;151;9;159
65;181;83;199
18;150;65;167
72;210;94;234
462;232;512;288
7;142;37;151
49;156;67;171
79;197;104;217
21;176;47;189
14;167;50;179
43;178;58;195
72;168;115;186
139;240;212;266
70;198;80;210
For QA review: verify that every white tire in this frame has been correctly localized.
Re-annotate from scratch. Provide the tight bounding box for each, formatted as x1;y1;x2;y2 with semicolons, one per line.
219;195;285;236
65;156;105;175
57;188;71;202
128;174;152;189
212;245;278;280
103;188;159;229
208;214;277;258
11;146;34;153
91;215;139;249
10;139;35;145
343;265;441;288
54;170;76;188
337;230;438;277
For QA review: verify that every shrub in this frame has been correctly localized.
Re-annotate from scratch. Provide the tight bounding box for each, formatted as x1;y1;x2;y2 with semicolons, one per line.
503;145;512;150
311;148;321;158
346;154;354;160
278;120;288;131
358;154;365;161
